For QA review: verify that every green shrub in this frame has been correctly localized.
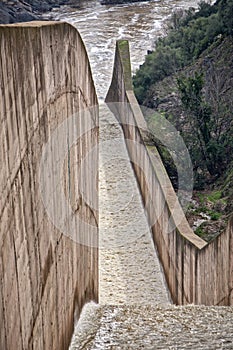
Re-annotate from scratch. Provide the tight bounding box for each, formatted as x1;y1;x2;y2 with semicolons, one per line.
133;0;230;103
210;211;222;220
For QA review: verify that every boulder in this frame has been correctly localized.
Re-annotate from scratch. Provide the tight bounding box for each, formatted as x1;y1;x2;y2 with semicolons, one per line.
0;0;73;24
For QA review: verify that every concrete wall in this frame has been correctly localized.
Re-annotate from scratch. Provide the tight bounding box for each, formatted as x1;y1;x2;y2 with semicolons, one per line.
0;22;98;349
106;40;233;306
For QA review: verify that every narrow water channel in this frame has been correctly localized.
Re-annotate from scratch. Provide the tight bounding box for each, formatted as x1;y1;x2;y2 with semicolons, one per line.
68;103;170;349
44;1;208;348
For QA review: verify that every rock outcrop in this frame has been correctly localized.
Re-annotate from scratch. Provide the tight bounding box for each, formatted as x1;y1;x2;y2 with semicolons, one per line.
0;0;37;23
0;0;78;24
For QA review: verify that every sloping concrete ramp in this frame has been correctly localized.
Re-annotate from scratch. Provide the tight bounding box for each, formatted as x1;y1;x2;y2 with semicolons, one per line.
98;103;170;305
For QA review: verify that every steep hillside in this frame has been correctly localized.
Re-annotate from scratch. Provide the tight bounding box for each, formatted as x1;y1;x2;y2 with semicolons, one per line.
133;0;233;241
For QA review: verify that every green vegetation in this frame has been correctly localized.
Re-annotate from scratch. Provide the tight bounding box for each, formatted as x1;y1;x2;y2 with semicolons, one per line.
133;0;233;240
186;189;228;242
195;226;206;238
117;40;133;90
176;71;233;182
206;190;222;202
133;0;233;188
133;1;231;104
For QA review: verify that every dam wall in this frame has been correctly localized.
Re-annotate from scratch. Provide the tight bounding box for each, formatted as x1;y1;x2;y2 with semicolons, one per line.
0;22;98;349
106;40;233;306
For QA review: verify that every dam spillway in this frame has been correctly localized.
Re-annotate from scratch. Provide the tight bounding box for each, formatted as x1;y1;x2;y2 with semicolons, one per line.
69;37;233;350
0;20;233;350
98;104;170;305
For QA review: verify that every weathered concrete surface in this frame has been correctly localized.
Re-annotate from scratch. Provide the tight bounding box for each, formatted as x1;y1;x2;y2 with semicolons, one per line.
70;303;233;349
106;40;233;306
0;22;98;350
98;104;170;305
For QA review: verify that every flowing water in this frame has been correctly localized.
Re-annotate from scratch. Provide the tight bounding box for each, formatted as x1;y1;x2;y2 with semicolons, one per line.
44;0;201;99
42;1;232;349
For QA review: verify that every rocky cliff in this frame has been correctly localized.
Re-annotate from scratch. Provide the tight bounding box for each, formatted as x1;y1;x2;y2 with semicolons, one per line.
0;0;78;24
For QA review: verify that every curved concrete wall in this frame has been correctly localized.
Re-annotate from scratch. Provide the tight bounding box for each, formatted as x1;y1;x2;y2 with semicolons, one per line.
0;22;98;349
106;40;233;306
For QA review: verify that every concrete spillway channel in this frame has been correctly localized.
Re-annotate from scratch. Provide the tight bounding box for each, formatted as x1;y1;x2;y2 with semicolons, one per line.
69;104;169;348
69;105;233;349
98;104;170;306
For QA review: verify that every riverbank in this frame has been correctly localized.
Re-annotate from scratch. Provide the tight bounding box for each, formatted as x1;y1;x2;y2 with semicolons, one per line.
0;0;152;24
0;0;79;24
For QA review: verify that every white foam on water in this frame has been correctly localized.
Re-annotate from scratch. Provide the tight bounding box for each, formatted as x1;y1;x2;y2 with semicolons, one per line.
69;302;101;349
117;26;125;39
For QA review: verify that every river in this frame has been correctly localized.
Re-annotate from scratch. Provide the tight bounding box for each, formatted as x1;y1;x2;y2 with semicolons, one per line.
44;0;201;100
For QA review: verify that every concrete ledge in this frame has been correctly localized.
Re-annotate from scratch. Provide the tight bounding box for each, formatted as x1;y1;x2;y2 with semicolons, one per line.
0;20;61;27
